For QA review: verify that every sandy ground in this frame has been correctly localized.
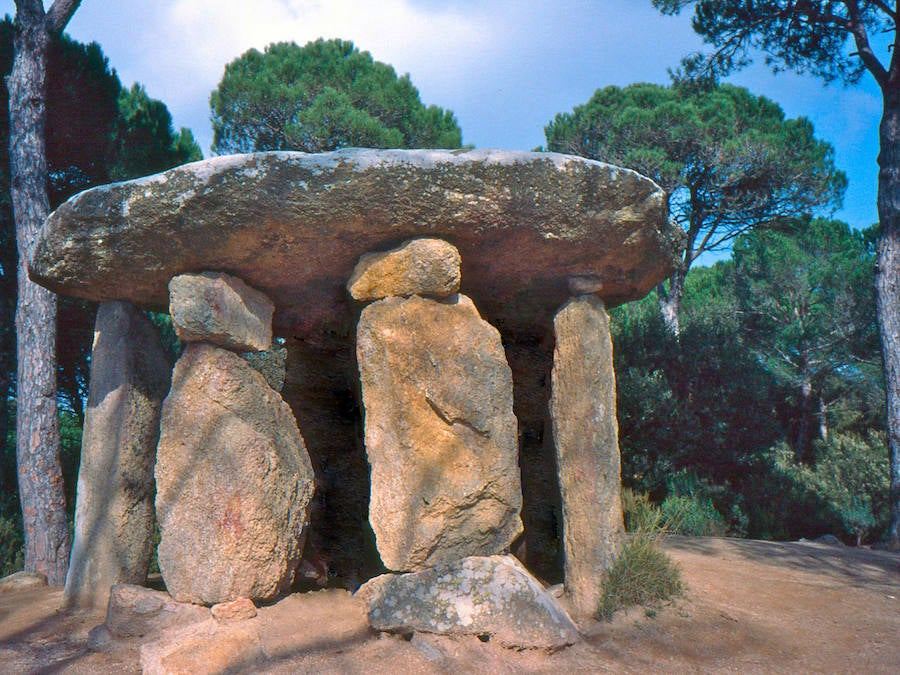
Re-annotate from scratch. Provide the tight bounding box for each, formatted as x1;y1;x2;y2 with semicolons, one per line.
1;536;897;673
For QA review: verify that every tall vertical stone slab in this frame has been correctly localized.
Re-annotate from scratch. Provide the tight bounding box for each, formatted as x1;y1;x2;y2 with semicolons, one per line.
65;301;171;608
550;295;624;618
155;343;314;605
357;294;523;572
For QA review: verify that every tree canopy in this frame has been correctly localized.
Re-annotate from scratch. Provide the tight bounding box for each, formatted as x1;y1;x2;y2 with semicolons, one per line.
733;219;880;459
544;81;845;333
652;0;900;551
653;1;890;85
612;221;886;543
210;38;462;155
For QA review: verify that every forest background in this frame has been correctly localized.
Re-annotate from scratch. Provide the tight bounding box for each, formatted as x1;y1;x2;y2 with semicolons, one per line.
0;1;893;576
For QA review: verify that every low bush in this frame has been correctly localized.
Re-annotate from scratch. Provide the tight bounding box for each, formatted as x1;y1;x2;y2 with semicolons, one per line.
601;489;685;620
597;532;684;621
660;494;728;537
0;511;24;577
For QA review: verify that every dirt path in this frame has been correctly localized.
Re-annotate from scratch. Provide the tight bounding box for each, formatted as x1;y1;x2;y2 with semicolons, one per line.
1;536;897;673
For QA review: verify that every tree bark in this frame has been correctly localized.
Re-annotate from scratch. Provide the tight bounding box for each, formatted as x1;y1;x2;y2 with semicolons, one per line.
9;0;82;584
657;264;687;337
875;90;900;551
794;368;820;464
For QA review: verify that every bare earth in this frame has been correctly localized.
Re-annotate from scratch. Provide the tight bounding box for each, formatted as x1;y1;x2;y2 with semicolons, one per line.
1;536;897;673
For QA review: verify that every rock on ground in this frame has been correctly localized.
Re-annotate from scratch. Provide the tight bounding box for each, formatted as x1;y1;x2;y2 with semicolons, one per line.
359;555;579;650
140;619;264;675
168;271;273;352
550;295;624;617
155;343;314;605
65;301;171;609
357;294;522;572
0;571;47;593
103;584;210;640
348;237;461;301
211;597;258;623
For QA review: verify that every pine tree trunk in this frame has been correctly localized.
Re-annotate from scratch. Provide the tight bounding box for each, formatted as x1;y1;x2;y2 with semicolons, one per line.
875;91;900;551
657;265;687;337
8;0;82;585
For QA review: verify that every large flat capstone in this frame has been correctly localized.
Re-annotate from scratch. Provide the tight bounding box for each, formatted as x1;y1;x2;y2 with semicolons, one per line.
30;149;680;337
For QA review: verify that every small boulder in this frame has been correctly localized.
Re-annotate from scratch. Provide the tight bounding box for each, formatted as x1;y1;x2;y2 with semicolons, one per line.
155;343;314;605
140;619;264;675
359;555;579;650
357;294;522;571
104;584;209;640
0;571;47;593
211;597;258;623
348;238;461;301
168;271;273;352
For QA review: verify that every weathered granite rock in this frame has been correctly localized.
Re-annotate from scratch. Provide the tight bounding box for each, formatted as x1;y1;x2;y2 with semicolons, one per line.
169;271;273;352
31;149;683;588
104;584;210;640
140;589;368;674
357;294;522;571
550;295;624;617
64;301;171;608
155;343;314;605
211;597;258;623
140;619;264;675
31;150;681;338
358;555;579;649
0;571;47;592
348;237;461;301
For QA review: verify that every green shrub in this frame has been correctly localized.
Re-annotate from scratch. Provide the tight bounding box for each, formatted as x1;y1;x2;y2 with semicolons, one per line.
0;512;24;577
603;489;685;620
767;432;890;544
597;533;684;621
621;488;664;533
660;494;728;537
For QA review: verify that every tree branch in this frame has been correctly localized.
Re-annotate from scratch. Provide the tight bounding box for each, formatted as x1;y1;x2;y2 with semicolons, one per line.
868;0;897;21
46;0;81;34
843;0;890;87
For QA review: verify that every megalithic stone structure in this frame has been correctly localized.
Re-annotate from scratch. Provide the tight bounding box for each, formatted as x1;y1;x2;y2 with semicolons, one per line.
550;293;624;618
64;301;171;608
31;149;684;594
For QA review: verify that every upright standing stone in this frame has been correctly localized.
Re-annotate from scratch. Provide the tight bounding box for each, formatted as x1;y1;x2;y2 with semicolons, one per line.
65;301;171;608
155;343;314;605
357;294;522;571
550;295;624;618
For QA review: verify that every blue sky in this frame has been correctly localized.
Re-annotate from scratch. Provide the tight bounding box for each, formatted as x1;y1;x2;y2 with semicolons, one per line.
2;1;883;236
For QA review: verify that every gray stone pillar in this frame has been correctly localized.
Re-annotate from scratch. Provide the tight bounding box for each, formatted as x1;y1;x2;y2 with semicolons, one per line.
550;294;624;618
65;301;171;608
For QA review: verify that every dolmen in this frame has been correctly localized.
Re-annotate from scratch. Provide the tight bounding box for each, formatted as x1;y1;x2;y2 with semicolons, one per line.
31;149;683;645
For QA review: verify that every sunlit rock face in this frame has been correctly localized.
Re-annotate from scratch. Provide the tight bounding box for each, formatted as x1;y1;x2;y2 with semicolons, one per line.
357;293;522;572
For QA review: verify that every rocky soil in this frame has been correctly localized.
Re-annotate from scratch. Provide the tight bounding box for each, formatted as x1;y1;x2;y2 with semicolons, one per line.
1;536;897;673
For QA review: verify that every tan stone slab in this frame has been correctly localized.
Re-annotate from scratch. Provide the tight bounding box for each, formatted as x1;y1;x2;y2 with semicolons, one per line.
31;149;681;337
